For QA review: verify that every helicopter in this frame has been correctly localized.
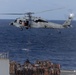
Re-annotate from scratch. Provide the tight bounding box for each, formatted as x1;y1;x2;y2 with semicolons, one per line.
9;12;74;30
0;8;74;30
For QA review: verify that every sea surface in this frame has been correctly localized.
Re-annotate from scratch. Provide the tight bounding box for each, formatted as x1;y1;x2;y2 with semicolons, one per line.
0;19;76;70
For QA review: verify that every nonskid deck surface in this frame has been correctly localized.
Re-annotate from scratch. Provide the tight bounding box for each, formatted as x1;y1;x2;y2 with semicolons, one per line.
61;70;76;75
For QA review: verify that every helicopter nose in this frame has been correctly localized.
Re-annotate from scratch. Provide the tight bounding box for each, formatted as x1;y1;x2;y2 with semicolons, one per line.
10;22;13;25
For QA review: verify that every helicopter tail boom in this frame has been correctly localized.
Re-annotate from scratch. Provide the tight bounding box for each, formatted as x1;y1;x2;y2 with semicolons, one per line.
63;13;74;28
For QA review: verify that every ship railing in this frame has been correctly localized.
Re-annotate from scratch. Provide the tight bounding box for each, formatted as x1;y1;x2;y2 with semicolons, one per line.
0;52;9;59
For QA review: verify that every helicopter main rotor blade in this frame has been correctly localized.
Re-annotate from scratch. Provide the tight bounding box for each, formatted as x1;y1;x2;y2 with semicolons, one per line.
35;7;65;14
0;13;24;15
0;7;65;16
0;12;35;15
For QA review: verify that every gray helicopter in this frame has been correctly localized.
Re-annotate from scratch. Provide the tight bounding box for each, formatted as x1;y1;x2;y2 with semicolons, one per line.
9;12;74;30
0;8;74;30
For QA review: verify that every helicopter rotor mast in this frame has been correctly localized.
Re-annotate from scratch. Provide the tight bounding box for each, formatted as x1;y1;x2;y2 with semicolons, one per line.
25;12;34;27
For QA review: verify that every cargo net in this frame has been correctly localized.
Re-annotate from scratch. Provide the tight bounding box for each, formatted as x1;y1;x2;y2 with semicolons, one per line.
0;52;9;59
10;59;60;75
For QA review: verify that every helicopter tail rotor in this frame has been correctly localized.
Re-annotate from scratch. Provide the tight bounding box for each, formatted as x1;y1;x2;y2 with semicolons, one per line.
69;13;74;19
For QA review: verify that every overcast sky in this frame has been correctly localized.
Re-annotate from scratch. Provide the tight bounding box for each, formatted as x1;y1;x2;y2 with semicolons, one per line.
0;0;76;20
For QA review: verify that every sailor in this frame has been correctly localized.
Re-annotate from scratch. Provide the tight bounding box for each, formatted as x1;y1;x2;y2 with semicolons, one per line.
25;59;30;63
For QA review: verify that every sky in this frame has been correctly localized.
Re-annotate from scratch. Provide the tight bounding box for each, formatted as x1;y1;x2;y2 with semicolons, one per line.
0;0;76;20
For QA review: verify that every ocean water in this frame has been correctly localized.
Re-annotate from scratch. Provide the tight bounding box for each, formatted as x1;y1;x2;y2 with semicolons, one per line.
0;19;76;70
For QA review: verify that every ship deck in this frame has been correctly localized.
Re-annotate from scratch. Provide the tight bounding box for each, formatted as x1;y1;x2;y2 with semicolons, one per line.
10;70;76;75
61;70;76;75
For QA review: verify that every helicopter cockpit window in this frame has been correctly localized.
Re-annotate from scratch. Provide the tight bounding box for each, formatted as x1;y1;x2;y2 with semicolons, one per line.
34;19;48;23
19;20;22;24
